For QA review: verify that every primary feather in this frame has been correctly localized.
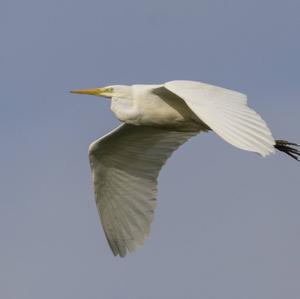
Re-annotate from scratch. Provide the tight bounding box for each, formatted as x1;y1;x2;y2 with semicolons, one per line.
89;124;198;256
164;80;275;156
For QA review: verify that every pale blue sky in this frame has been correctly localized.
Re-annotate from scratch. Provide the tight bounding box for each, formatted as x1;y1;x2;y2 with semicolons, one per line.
1;0;300;298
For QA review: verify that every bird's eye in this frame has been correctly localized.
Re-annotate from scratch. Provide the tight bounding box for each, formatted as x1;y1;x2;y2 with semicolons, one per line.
105;87;113;93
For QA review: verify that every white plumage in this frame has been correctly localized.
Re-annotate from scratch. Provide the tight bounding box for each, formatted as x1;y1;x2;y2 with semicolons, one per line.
89;124;197;256
165;81;275;156
71;80;299;257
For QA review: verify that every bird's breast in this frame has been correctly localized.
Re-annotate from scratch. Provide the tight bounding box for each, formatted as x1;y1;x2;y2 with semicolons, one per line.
111;97;139;124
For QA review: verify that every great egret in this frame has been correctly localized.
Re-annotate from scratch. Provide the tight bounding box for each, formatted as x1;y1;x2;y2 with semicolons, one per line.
71;80;299;257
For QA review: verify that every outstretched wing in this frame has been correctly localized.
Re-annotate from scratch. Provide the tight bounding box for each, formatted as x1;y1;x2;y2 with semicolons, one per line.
165;80;275;157
89;124;198;257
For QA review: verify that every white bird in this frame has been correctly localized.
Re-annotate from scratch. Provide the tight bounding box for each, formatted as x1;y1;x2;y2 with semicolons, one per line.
71;80;299;257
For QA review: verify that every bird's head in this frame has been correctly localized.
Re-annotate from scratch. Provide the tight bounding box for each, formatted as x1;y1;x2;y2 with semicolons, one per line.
70;85;131;99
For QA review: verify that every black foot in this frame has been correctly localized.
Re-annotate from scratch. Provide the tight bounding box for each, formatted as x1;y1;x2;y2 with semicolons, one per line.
274;140;300;161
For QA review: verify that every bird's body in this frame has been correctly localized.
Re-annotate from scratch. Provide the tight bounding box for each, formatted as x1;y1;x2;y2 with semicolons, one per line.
71;80;299;257
111;84;205;131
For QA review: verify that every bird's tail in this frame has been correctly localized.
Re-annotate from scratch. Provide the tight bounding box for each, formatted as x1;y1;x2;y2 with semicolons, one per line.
274;140;300;161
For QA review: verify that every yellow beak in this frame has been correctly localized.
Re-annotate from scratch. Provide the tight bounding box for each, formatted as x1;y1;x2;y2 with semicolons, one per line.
70;88;104;96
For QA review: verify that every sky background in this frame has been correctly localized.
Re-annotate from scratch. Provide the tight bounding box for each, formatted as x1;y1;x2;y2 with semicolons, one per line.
1;0;300;298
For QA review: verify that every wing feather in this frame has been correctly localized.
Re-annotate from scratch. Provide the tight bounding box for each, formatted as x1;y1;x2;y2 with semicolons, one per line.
89;124;198;257
165;80;275;156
